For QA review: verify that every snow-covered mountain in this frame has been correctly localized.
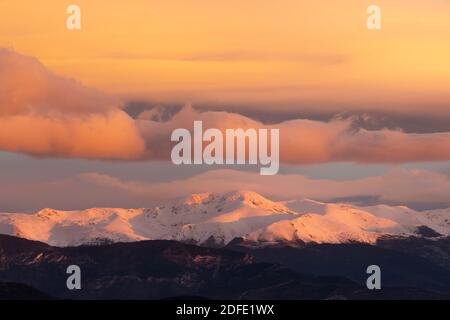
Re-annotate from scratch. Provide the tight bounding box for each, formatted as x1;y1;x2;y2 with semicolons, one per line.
0;190;449;247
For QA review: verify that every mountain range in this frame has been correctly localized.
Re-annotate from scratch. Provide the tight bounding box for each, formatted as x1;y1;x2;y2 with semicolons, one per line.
0;190;449;247
1;234;449;299
2;190;450;299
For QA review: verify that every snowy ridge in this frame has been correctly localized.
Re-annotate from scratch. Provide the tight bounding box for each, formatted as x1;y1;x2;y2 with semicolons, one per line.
0;190;449;247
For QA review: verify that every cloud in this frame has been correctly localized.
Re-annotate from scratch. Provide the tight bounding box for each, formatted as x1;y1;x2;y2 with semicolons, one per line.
0;111;145;159
1;164;448;211
136;105;450;164
79;168;450;209
0;49;114;115
0;49;146;159
1;49;449;164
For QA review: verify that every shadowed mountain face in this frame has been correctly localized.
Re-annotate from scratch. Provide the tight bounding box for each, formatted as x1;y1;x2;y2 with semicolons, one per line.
228;236;450;296
0;235;448;300
0;282;52;300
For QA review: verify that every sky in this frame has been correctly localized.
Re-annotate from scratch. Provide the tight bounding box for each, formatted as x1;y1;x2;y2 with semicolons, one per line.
0;0;449;211
1;0;450;114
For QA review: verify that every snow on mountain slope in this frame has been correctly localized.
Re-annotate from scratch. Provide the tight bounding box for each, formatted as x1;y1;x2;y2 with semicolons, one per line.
246;204;409;244
131;191;298;245
0;190;449;247
0;208;145;246
356;205;450;236
421;208;450;235
0;191;297;246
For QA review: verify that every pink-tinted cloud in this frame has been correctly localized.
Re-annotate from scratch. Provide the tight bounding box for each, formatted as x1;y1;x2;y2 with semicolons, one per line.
80;168;450;207
1;48;450;164
0;49;145;159
0;49;114;115
2;167;448;212
137;106;450;164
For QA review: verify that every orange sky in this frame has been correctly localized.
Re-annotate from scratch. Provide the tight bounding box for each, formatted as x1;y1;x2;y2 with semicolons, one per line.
1;1;450;212
1;0;450;113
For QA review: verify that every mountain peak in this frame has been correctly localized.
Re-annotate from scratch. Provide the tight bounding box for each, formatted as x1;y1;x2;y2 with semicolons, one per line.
182;192;214;205
1;190;449;247
180;190;288;213
221;190;272;205
182;190;271;206
36;208;61;218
